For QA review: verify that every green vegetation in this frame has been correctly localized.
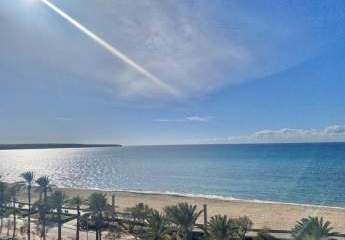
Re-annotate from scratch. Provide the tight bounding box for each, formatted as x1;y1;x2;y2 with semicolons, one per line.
145;210;169;240
47;191;67;240
34;176;52;240
67;195;84;240
86;193;112;240
291;216;336;240
165;202;202;240
20;171;34;240
0;174;340;240
207;215;237;240
0;177;9;235
7;184;21;239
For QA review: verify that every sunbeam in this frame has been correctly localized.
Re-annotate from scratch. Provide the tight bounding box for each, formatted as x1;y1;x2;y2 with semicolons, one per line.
39;0;179;96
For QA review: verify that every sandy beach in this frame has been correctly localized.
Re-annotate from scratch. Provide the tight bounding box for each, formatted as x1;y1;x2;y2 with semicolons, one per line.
58;188;345;233
7;186;345;240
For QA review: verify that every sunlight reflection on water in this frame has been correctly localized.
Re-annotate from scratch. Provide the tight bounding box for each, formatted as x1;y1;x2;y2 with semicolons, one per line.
1;144;345;207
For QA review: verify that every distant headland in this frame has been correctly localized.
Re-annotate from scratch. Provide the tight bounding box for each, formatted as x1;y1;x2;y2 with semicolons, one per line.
0;144;122;150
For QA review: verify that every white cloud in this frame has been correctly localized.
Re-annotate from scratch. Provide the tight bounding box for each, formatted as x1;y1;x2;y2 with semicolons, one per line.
225;125;345;143
40;0;178;96
1;0;320;99
154;116;209;123
324;125;345;135
185;116;209;122
56;117;72;121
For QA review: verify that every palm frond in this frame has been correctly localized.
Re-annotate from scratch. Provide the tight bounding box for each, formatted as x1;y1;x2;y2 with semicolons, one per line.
292;216;336;240
165;202;202;239
21;171;34;184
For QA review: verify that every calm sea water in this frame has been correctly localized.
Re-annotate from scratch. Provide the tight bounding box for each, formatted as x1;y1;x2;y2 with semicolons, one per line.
1;143;345;207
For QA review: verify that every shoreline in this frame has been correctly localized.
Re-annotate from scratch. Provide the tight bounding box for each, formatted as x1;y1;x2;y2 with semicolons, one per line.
11;179;345;232
57;187;345;232
62;186;345;210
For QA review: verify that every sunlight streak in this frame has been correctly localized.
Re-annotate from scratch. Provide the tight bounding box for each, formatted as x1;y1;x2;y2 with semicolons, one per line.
39;0;179;96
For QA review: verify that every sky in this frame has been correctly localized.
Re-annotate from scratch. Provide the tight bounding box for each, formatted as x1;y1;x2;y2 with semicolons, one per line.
1;0;345;145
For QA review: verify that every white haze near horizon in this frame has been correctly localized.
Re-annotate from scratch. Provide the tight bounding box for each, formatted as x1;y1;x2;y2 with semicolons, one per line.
187;125;345;145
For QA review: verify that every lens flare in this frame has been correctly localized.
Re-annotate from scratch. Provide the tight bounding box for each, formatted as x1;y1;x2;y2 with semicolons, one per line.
39;0;178;96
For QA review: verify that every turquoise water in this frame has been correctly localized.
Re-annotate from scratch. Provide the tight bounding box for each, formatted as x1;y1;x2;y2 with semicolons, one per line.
0;143;345;207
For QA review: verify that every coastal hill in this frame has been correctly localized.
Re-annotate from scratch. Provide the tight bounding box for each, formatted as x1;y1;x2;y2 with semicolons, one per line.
0;143;122;150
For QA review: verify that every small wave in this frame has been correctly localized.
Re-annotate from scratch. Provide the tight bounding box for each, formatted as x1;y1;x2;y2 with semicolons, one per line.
63;186;345;210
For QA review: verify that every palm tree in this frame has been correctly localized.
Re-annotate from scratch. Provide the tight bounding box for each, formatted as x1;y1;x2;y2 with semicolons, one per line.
87;193;111;240
146;209;169;240
126;203;151;236
21;171;35;240
0;179;8;234
292;216;336;240
47;191;67;240
234;216;252;240
8;183;21;239
67;195;84;240
34;218;49;240
36;176;52;202
127;203;151;224
35;176;53;240
207;215;237;240
165;202;202;240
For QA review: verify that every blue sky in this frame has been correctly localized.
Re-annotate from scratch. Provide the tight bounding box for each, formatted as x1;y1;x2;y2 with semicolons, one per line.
1;0;345;145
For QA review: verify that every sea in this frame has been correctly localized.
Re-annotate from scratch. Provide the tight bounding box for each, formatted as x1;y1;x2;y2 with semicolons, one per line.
1;143;345;208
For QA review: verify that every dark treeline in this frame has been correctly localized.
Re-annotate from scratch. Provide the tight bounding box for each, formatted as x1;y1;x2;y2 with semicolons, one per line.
0;144;121;150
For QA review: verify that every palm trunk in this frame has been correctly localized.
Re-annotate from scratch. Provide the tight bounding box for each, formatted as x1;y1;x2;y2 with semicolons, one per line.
7;218;10;236
43;190;48;240
185;229;192;240
76;206;80;240
0;200;3;234
28;186;31;240
12;199;17;239
58;208;62;240
99;212;103;240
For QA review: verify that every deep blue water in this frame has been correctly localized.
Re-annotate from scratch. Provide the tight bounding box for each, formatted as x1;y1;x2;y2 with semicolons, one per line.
0;143;345;207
